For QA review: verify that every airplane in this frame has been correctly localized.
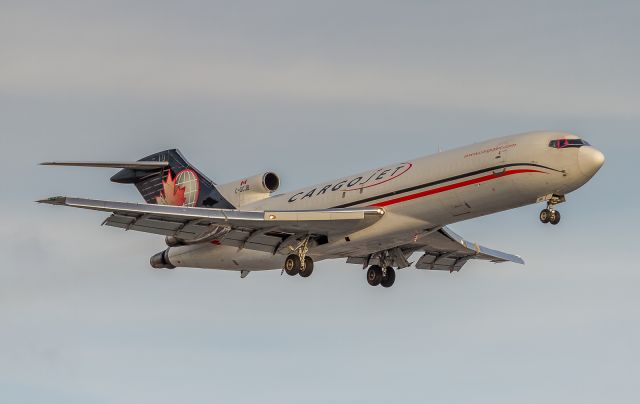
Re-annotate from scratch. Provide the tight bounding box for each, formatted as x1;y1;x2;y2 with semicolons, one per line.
39;131;604;288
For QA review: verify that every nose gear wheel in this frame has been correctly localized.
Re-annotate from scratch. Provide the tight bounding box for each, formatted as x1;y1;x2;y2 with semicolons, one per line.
540;209;551;223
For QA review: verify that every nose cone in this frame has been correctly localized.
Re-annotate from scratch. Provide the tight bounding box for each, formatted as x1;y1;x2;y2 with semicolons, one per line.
578;147;605;178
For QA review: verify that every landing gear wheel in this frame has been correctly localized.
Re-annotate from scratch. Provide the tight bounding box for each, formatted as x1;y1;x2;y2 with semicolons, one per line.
540;209;551;224
380;267;396;288
284;254;301;276
299;257;314;278
549;210;561;225
367;265;383;286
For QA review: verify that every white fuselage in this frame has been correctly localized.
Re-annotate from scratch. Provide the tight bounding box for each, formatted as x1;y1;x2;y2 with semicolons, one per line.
167;131;604;271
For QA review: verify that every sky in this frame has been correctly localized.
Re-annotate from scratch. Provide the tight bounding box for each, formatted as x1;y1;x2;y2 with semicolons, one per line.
1;1;638;403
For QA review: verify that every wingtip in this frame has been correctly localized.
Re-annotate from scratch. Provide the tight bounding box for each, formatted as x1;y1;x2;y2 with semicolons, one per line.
36;196;67;205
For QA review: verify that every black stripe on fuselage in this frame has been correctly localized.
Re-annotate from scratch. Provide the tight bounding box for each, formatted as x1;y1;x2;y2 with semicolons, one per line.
332;163;561;208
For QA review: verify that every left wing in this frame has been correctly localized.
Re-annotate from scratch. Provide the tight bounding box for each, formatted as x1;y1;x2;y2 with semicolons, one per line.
38;197;384;253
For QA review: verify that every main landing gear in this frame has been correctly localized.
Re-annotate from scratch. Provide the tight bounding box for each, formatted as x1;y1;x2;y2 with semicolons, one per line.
283;238;314;278
539;194;565;226
366;265;396;288
284;255;314;277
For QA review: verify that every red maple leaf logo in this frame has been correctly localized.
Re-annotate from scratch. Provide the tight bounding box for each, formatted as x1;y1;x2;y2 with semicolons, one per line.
155;170;186;206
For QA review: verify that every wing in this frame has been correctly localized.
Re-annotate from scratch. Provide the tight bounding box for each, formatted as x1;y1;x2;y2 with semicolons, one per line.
38;196;384;254
347;226;523;272
411;226;524;271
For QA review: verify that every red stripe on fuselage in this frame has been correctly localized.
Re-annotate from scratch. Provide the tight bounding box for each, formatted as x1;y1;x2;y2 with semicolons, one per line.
371;169;545;207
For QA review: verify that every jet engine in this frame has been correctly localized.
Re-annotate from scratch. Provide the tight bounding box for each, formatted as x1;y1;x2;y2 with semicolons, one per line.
238;172;280;193
216;172;280;207
150;249;175;269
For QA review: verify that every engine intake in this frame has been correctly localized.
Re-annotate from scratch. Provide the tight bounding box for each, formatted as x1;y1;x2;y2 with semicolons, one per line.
262;172;280;192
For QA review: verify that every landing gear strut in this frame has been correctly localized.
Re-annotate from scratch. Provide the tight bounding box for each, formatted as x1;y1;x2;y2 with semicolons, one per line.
367;265;396;288
283;238;314;278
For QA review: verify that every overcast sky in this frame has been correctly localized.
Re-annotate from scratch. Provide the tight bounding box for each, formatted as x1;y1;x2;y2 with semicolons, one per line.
1;1;638;403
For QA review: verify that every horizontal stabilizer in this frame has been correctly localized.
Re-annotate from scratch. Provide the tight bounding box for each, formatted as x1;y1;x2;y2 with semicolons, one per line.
41;149;236;209
40;161;169;170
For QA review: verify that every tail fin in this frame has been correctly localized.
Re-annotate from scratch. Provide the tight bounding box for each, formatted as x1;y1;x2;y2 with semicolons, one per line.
110;149;235;209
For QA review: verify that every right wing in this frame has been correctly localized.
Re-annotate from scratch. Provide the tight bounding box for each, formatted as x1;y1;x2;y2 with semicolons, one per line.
347;226;524;272
411;226;524;271
38;196;384;253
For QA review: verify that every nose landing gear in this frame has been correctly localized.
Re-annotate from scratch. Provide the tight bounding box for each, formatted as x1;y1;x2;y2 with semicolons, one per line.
538;194;564;226
539;208;561;225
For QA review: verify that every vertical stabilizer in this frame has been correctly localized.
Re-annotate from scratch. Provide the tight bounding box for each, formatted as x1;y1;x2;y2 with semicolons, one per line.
110;149;235;209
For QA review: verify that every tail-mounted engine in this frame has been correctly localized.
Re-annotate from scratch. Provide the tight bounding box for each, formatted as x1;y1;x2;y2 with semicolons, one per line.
216;172;280;207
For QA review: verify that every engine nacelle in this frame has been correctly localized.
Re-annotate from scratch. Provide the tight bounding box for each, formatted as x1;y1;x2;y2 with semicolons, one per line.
237;172;280;194
150;249;175;269
216;172;280;207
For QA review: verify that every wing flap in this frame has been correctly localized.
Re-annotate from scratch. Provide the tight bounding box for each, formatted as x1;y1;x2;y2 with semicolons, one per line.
415;253;472;272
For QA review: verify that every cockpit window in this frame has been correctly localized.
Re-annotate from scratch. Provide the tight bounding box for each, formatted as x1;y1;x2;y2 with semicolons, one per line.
549;138;591;149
